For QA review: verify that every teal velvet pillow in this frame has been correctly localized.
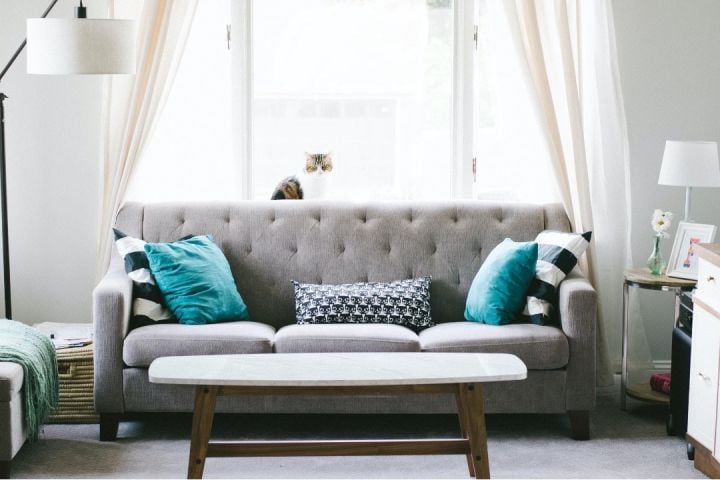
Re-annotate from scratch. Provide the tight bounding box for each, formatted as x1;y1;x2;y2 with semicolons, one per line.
464;238;538;325
144;235;249;325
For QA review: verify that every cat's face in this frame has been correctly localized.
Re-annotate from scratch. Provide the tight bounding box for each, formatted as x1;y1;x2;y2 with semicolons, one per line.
304;152;333;176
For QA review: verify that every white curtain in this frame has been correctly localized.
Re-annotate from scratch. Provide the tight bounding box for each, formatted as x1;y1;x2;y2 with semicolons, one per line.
498;0;638;384
96;0;198;278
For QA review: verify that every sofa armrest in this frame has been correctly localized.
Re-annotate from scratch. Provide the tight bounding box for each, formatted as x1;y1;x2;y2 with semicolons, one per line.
93;258;132;414
558;270;597;411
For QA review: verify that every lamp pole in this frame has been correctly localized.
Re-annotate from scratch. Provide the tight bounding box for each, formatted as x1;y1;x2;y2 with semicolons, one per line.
0;0;61;319
0;94;10;319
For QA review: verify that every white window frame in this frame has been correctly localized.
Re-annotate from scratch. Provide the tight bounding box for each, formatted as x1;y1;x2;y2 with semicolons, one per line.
231;0;476;200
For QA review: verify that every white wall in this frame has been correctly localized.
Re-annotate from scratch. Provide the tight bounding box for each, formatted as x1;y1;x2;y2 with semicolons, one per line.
0;0;104;326
613;0;720;366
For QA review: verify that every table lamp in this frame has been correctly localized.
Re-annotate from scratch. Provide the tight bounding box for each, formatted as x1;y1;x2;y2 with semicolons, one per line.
658;140;720;222
0;0;135;318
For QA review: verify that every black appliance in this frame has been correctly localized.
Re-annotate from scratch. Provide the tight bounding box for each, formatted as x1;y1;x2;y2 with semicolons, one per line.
668;290;693;438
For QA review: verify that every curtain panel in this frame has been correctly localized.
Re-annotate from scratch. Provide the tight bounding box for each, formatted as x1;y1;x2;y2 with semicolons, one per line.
501;0;637;384
96;0;198;278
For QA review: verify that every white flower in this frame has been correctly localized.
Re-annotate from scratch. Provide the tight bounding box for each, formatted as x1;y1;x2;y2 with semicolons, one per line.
651;209;673;238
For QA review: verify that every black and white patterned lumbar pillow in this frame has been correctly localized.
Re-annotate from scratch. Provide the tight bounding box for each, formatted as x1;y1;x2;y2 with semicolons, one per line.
292;277;433;331
522;230;592;325
113;228;175;330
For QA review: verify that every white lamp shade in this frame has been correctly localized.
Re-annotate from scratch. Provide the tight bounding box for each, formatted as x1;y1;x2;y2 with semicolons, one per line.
658;140;720;187
26;18;135;75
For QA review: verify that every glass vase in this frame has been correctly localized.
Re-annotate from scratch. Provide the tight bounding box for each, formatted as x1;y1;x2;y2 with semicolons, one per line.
647;235;665;275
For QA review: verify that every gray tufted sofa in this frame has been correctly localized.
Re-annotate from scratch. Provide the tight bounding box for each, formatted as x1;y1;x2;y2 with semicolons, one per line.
94;201;597;441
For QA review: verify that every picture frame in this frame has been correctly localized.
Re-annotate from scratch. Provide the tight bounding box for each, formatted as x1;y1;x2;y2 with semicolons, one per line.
666;221;717;280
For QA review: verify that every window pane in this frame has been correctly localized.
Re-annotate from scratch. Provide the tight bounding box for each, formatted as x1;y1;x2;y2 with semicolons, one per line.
251;0;453;200
126;0;235;202
472;0;559;204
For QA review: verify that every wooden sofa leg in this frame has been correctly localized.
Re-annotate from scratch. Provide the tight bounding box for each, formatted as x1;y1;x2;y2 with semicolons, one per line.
0;460;10;479
100;413;120;441
568;410;590;440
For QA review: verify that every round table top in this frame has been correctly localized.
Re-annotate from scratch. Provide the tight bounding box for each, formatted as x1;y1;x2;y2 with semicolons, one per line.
624;268;696;288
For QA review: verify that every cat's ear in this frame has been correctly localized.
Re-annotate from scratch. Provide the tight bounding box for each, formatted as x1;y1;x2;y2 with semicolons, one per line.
304;152;313;159
325;152;333;159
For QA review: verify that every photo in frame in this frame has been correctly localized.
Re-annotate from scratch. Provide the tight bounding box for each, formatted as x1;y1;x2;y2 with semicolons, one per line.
666;221;717;279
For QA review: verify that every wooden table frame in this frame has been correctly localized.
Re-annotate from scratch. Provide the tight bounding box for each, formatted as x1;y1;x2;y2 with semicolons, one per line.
187;383;490;479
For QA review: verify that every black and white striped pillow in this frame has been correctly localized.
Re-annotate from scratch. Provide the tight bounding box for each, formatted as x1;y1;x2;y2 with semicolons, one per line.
113;229;176;330
522;230;592;325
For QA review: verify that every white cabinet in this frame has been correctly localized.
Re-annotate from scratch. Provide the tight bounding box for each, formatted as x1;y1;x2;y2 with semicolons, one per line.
698;259;720;313
688;304;720;449
688;244;720;477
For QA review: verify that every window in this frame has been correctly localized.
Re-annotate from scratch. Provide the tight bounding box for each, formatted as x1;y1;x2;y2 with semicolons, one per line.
125;0;234;202
128;0;558;204
471;0;558;203
251;0;453;200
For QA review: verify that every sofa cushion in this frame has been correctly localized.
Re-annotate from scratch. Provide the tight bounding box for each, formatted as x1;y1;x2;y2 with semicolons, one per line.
274;324;420;353
292;277;433;331
419;322;568;370
123;322;275;367
464;239;538;325
144;235;250;325
113;228;178;331
0;362;23;401
522;230;592;325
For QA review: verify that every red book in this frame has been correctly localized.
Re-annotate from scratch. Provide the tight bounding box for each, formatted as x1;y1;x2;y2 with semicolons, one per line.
650;372;671;395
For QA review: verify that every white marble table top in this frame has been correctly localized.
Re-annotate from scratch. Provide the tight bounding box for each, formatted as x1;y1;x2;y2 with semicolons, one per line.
148;352;527;387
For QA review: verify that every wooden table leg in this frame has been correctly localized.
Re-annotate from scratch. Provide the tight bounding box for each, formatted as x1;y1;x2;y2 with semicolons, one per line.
456;385;476;477
187;386;218;479
458;383;490;479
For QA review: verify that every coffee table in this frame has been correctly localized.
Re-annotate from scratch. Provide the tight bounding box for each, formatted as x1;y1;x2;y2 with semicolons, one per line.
149;352;527;479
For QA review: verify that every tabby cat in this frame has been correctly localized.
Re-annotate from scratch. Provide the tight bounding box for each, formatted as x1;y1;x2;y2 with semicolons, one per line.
271;152;333;200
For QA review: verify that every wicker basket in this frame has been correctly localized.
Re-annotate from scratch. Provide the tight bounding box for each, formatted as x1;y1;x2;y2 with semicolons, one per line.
48;343;99;423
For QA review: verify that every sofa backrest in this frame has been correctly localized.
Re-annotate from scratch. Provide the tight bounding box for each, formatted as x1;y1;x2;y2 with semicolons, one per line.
115;201;570;329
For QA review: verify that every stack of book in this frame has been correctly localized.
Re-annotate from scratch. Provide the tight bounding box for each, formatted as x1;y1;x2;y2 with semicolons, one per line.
34;322;92;349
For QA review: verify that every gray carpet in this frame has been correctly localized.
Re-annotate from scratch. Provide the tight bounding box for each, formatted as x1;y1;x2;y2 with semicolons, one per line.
10;386;702;479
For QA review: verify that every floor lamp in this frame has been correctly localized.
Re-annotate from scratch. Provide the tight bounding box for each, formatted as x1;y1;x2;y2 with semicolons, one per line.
0;0;134;319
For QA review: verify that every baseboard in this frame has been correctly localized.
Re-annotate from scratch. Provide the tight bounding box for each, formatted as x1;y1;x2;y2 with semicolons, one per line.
653;360;671;371
611;360;671;374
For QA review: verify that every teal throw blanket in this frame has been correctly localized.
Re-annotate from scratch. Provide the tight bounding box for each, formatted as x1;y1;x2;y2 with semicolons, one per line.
0;319;58;440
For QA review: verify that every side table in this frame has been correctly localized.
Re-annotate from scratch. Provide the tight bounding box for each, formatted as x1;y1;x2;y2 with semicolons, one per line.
621;268;695;410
